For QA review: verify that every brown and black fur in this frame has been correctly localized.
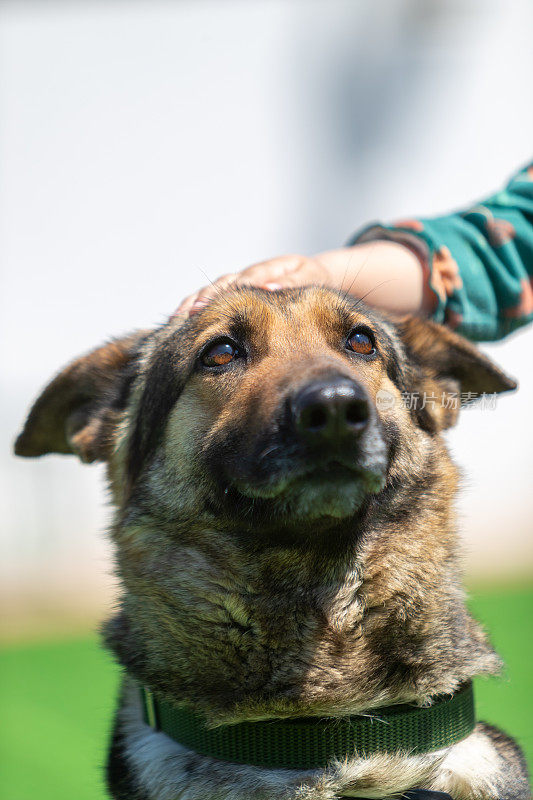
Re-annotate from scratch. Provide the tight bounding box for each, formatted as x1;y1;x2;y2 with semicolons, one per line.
15;287;530;799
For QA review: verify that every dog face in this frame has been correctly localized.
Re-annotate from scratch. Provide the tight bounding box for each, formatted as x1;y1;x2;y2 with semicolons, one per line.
15;287;515;545
139;288;392;527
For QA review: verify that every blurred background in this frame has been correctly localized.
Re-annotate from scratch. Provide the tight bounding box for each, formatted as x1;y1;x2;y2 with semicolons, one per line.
1;1;532;798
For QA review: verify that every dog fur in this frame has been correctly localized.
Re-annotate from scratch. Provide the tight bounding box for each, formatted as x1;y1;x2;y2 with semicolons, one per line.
15;287;530;799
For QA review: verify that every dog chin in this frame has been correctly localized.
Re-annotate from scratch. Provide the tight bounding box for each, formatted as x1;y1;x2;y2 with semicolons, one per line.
233;467;386;520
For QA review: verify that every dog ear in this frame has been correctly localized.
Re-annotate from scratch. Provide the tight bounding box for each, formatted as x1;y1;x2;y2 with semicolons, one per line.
14;331;150;463
396;316;517;431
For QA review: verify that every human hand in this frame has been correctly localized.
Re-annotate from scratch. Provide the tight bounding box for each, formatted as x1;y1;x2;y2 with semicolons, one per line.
173;242;424;319
174;254;332;318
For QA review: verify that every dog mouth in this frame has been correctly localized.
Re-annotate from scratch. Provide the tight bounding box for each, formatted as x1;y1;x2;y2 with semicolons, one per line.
234;460;383;496
203;400;389;523
226;458;386;521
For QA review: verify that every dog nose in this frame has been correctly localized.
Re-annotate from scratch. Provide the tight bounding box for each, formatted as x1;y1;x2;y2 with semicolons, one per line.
292;378;369;444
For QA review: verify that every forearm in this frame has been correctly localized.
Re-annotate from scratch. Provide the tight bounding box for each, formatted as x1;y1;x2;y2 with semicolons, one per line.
316;242;424;316
347;163;533;341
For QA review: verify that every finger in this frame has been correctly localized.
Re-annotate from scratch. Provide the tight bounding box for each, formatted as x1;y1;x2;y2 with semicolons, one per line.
189;285;217;315
289;259;328;287
172;271;239;320
171;290;202;320
189;273;240;315
262;282;284;291
244;254;305;277
233;256;306;289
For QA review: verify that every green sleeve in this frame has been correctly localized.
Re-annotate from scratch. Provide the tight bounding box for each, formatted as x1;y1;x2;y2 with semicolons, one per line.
349;162;533;341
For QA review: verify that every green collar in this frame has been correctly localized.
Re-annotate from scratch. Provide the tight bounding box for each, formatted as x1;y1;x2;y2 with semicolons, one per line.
140;682;475;770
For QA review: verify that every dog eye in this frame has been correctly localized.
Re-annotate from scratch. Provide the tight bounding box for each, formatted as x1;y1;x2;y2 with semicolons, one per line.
201;340;239;368
346;328;376;356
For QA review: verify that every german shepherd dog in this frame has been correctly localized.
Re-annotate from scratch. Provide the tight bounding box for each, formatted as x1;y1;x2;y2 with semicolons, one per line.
15;287;530;799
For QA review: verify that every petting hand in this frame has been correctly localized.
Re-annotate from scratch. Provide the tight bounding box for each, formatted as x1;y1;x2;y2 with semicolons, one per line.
174;254;332;317
173;242;425;319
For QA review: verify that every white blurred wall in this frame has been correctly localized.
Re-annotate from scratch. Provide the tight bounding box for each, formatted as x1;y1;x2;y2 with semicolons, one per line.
1;0;532;634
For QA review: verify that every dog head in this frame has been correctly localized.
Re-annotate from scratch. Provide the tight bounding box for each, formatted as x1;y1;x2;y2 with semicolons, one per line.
15;287;516;546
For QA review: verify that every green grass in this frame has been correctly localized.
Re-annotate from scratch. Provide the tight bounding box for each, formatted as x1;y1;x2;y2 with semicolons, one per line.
0;637;119;800
1;585;531;799
468;584;533;766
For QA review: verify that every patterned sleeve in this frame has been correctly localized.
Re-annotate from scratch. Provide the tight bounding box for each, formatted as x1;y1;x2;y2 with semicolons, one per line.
348;162;533;341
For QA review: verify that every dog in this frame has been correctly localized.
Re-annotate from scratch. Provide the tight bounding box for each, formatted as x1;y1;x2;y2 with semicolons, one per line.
15;286;530;799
